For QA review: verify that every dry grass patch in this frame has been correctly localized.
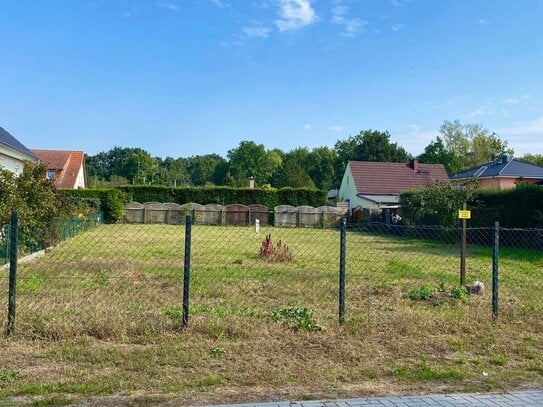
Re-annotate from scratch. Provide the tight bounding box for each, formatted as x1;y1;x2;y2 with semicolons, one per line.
0;224;541;405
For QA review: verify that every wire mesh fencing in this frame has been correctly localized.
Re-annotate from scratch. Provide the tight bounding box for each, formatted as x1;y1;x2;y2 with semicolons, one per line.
0;224;10;266
345;223;493;333
2;211;542;339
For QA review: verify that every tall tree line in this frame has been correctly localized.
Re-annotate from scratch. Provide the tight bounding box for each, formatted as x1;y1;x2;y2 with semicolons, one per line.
86;121;523;190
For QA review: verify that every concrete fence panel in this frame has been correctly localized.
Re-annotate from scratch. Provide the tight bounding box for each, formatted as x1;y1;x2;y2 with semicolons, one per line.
124;202;144;224
274;205;297;227
297;205;319;227
142;202;166;224
248;204;269;225
201;204;224;225
318;206;340;227
224;204;249;226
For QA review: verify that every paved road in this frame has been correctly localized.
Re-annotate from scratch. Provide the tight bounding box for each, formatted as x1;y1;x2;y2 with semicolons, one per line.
210;390;543;407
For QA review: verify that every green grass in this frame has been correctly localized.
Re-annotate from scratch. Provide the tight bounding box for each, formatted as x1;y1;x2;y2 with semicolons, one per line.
0;223;541;405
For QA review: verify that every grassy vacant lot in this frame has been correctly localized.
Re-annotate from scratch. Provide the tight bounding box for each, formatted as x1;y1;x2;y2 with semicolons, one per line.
0;224;542;406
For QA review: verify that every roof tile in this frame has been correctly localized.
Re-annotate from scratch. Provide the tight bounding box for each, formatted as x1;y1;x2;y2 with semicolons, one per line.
348;161;449;195
31;149;85;189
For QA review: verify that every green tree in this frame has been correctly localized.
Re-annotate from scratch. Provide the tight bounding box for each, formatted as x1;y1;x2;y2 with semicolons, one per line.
520;154;543;167
0;162;63;244
306;146;336;190
417;137;461;173
86;147;159;184
334;130;411;184
227;141;275;186
161;157;190;187
437;120;513;173
272;148;315;188
188;154;228;186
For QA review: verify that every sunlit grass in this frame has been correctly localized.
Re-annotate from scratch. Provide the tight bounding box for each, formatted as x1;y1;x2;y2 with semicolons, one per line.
0;224;541;405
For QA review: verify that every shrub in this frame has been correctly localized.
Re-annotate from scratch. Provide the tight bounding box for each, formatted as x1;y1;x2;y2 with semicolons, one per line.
470;184;543;228
60;189;127;223
259;234;293;262
400;180;477;227
271;308;323;332
408;284;436;300
116;185;326;208
451;285;468;301
0;162;62;246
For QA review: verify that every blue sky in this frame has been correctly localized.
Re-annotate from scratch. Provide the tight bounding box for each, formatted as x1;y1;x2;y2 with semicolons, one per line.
1;0;542;158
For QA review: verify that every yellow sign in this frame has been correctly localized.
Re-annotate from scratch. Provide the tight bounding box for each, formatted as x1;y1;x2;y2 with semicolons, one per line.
458;210;471;219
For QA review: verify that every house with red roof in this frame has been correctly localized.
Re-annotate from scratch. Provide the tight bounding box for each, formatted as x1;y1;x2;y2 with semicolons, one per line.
338;160;449;215
31;149;87;189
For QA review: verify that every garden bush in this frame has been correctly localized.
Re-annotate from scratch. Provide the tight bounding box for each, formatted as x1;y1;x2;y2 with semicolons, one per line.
60;189;127;223
116;185;326;208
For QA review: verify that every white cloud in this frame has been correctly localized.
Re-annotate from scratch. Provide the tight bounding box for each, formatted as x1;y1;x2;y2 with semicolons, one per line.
331;4;368;37
499;116;543;155
391;24;404;32
396;124;437;154
243;25;272;38
469;103;493;117
478;18;489;25
253;0;271;8
275;0;318;32
391;0;410;6
209;0;230;8
502;94;531;105
122;3;139;17
330;125;344;132
303;124;312;130
501;116;543;137
156;1;179;11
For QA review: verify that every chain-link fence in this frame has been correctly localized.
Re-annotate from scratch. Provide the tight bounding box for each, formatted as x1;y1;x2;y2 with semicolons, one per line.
2;211;542;339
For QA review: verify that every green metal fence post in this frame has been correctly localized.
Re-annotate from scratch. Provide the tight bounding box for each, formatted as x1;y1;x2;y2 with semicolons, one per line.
339;217;346;325
492;221;499;320
7;212;19;337
182;215;192;329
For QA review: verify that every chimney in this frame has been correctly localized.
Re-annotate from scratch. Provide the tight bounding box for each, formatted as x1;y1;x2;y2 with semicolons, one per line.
248;176;255;189
501;155;512;164
411;159;419;172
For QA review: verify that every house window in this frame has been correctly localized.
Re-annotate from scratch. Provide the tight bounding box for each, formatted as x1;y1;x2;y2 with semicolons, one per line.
46;170;56;180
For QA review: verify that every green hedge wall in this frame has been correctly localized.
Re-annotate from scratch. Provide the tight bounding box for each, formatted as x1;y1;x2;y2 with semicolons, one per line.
59;189;128;223
116;186;327;208
400;183;543;228
469;184;543;228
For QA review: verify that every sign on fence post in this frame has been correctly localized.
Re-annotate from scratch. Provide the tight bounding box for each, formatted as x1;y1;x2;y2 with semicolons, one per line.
459;203;469;286
182;215;192;329
7;212;18;337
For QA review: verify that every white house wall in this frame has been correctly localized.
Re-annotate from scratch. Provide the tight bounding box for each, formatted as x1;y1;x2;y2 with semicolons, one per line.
0;145;37;175
338;163;378;212
75;163;86;188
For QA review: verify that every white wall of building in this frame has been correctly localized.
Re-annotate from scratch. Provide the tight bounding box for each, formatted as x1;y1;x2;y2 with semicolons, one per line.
75;163;86;188
338;163;375;213
0;145;37;175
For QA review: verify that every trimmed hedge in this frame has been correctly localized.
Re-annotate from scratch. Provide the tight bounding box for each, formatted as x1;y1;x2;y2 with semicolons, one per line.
401;183;543;228
116;186;327;208
59;189;127;223
469;184;543;228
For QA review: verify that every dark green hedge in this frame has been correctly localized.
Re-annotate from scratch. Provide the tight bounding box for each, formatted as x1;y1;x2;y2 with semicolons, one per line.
116;186;326;208
401;183;543;228
469;184;543;228
59;189;127;223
